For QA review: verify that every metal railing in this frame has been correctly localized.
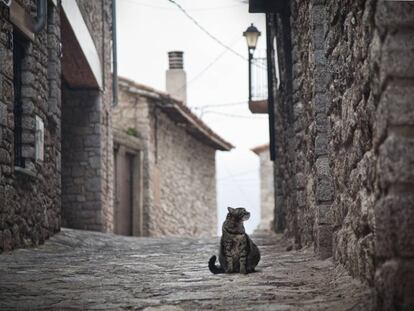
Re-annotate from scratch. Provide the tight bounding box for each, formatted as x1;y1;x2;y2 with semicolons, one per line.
251;55;268;101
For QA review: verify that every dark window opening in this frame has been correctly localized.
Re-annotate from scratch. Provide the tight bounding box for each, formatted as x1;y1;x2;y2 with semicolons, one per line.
13;30;26;167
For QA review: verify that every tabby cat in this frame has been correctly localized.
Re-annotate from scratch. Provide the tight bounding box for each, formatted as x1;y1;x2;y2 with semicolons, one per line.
208;207;260;274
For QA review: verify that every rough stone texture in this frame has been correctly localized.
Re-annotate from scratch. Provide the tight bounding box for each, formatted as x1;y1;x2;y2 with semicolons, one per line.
0;228;373;310
60;0;114;233
61;89;105;231
252;146;275;232
0;1;61;252
74;0;114;232
153;111;217;237
372;2;414;310
113;79;219;237
269;1;414;310
0;0;114;252
324;0;378;286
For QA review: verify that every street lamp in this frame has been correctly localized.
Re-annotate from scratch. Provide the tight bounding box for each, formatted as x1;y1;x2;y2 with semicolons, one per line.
243;23;261;102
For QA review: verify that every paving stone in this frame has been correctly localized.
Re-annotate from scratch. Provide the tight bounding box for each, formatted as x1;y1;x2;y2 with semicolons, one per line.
0;229;373;310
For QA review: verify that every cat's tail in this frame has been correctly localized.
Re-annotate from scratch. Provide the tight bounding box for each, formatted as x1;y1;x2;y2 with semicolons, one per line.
208;255;224;274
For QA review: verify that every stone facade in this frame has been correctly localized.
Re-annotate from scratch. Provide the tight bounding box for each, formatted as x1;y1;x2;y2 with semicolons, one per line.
0;0;62;252
60;0;114;233
113;77;232;237
251;144;274;231
261;0;414;309
0;0;114;252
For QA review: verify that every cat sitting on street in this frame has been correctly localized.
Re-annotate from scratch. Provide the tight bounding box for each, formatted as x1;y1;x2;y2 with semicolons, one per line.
208;207;260;274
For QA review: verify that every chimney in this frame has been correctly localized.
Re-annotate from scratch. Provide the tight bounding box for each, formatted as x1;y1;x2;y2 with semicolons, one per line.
166;51;187;104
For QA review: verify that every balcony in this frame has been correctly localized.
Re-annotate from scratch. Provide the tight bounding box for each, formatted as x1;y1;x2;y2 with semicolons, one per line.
249;56;268;114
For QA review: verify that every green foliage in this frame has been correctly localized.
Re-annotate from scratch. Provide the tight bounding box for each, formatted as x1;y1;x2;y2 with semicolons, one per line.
125;127;138;137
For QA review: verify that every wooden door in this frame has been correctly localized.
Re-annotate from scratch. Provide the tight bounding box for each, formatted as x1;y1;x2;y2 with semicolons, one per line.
114;148;134;236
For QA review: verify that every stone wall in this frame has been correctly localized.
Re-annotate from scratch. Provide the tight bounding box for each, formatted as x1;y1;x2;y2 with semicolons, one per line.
269;0;414;309
61;89;107;231
61;0;114;233
325;0;376;284
74;1;114;232
148;108;217;237
0;1;61;252
0;0;114;252
372;2;414;309
113;83;152;235
114;80;219;237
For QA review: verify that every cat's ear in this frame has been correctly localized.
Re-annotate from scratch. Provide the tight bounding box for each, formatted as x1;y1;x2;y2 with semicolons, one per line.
227;207;235;213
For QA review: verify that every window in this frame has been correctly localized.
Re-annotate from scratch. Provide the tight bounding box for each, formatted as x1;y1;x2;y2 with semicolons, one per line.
13;30;25;167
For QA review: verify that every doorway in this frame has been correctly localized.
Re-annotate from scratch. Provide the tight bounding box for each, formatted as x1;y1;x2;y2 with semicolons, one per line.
114;145;143;236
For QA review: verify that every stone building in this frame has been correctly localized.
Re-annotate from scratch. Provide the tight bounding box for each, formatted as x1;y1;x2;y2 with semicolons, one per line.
113;52;233;237
249;0;414;309
251;143;274;232
0;0;115;252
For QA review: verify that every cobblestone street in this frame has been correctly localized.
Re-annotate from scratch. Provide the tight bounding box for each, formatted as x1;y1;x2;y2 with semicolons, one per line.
0;229;373;310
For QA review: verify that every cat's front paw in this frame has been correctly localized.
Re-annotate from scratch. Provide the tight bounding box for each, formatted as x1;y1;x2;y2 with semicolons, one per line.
240;266;247;274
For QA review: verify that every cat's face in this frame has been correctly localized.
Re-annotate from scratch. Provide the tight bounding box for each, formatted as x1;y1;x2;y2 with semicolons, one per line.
227;207;250;222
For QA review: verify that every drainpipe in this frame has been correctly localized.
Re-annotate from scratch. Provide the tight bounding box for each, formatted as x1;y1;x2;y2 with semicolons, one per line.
33;0;47;33
112;0;118;107
266;13;275;161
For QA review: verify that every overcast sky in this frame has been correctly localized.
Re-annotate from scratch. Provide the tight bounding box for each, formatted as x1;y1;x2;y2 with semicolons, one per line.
117;0;269;234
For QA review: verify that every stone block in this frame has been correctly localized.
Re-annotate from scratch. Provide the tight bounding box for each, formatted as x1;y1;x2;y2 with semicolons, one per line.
314;68;330;93
314;93;328;114
312;5;326;26
313;50;326;66
316;175;334;203
1;78;13;103
375;259;414;311
22;116;36;131
86;177;101;192
293;102;304;121
21;145;35;158
375;195;414;259
84;134;101;148
315;224;333;259
22;100;35;115
379;136;414;188
293;77;303;93
313;27;325;50
315;112;327;133
315;133;328;156
376;1;414;29
21;86;38;100
296;172;305;189
381;83;414;127
0;101;7;126
316;204;332;225
296;190;306;208
381;31;414;80
21;72;35;86
0;149;11;164
315;156;330;177
0;47;13;78
89;156;101;169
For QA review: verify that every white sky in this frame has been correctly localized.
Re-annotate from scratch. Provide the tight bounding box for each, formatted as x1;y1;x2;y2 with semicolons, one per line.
117;0;269;234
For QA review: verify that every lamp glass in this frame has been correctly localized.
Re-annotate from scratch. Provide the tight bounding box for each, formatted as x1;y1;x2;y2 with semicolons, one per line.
245;33;259;49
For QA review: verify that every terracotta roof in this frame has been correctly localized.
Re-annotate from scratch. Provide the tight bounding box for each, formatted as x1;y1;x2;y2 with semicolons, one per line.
251;143;269;155
118;76;233;151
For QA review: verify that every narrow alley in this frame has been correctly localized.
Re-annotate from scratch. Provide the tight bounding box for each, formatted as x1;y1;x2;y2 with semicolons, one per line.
0;229;372;310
